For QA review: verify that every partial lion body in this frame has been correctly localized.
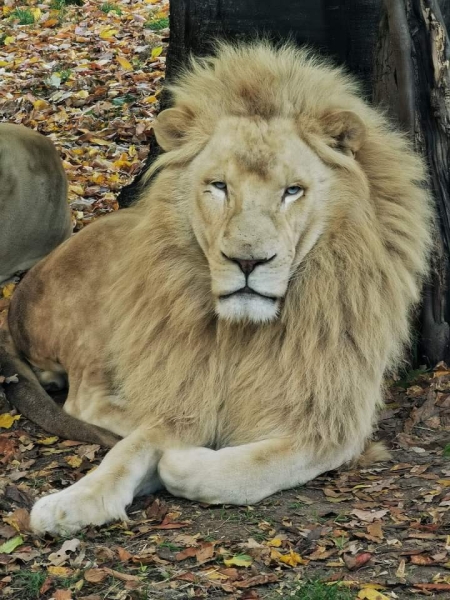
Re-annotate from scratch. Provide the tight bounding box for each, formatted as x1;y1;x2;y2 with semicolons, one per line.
6;43;433;534
0;124;71;283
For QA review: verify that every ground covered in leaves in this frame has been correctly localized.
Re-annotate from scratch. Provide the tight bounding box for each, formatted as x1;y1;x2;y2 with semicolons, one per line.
1;2;450;599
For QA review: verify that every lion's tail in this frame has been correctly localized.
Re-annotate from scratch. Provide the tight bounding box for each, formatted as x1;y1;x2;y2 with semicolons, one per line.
356;440;391;467
0;328;119;448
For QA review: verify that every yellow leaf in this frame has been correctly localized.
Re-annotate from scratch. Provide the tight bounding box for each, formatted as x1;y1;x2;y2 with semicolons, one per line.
4;37;15;46
278;550;308;567
267;538;282;547
66;455;83;468
0;61;9;68
33;99;49;110
151;46;163;59
69;184;84;196
75;90;89;98
31;8;41;21
437;479;450;487
117;56;133;71
223;554;252;568
144;0;160;3
3;7;12;16
0;414;20;429
48;566;73;577
100;28;118;40
358;589;390;600
36;436;59;445
143;95;157;104
2;283;16;298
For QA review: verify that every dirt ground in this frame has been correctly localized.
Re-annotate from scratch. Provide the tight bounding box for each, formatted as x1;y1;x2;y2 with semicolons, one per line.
0;369;449;600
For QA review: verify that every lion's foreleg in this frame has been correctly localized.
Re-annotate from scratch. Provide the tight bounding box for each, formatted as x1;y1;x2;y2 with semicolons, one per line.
158;438;363;505
30;428;162;535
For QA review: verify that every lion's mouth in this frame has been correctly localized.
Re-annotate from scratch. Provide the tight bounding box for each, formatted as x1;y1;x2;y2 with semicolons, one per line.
219;286;278;302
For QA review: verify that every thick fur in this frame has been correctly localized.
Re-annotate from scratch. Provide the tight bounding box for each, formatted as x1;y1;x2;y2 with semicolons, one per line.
0;124;72;283
5;43;433;534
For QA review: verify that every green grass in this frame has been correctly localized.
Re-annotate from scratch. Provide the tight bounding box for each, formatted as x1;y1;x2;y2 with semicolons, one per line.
13;571;47;599
10;8;35;25
145;17;169;30
50;0;84;8
101;2;123;15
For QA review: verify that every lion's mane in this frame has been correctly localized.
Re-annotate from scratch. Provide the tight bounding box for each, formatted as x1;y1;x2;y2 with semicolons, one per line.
106;43;434;457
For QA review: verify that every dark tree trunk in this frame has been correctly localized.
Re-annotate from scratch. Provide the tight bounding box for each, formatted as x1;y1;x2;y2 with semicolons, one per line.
117;0;383;206
373;0;450;366
117;0;450;366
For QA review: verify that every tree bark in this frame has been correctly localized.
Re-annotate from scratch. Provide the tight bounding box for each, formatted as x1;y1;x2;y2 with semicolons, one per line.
117;0;383;207
374;0;450;365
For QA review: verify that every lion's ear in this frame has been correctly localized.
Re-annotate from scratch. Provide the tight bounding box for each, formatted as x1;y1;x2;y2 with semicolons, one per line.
153;108;192;151
321;110;366;156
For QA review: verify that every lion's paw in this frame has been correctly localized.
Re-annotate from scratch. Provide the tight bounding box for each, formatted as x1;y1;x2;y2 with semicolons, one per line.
30;486;127;536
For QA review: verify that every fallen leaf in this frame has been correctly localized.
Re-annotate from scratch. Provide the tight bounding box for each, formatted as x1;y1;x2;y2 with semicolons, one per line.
351;509;388;523
0;536;23;554
358;589;390;600
344;552;372;571
36;436;59;445
54;590;72;600
99;28;118;39
117;56;133;71
66;455;83;468
0;414;20;429
151;46;163;58
84;568;108;583
48;566;73;577
224;554;253;568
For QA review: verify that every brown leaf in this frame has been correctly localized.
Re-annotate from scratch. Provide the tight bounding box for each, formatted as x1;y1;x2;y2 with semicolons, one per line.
367;522;384;539
175;547;198;561
117;547;133;562
39;578;53;596
196;542;215;563
235;574;278;588
410;554;435;565
54;590;72;600
413;584;450;591
4;508;30;533
94;546;115;562
84;568;108;583
343;552;372;571
103;567;140;582
351;509;388;523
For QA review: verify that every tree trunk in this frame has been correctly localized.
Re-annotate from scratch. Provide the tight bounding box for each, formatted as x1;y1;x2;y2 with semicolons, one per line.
117;0;383;206
373;0;450;366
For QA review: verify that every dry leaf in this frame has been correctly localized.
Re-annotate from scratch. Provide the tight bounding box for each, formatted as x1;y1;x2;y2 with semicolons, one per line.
0;413;21;429
358;589;390;600
66;455;83;468
351;509;388;523
224;554;253;568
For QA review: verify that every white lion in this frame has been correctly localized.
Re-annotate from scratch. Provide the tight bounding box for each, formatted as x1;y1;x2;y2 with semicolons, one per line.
3;43;433;535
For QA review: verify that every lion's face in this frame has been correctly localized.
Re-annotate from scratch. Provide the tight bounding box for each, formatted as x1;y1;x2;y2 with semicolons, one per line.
186;117;333;323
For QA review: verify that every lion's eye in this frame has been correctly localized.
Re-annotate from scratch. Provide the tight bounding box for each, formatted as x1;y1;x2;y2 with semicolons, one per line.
285;185;304;196
212;181;227;191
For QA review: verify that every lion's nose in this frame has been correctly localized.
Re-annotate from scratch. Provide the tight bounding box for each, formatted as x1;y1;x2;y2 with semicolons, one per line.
222;253;277;275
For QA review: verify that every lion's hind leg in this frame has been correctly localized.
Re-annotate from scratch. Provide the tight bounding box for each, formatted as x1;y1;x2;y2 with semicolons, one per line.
158;438;365;505
30;428;163;535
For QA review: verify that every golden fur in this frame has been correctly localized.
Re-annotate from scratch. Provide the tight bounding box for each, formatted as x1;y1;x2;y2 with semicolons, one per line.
5;42;434;533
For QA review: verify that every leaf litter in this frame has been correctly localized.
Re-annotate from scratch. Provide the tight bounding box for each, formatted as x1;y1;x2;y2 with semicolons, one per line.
1;2;450;598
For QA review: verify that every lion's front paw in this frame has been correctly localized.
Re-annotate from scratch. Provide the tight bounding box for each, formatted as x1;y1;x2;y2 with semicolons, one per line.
30;486;127;536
